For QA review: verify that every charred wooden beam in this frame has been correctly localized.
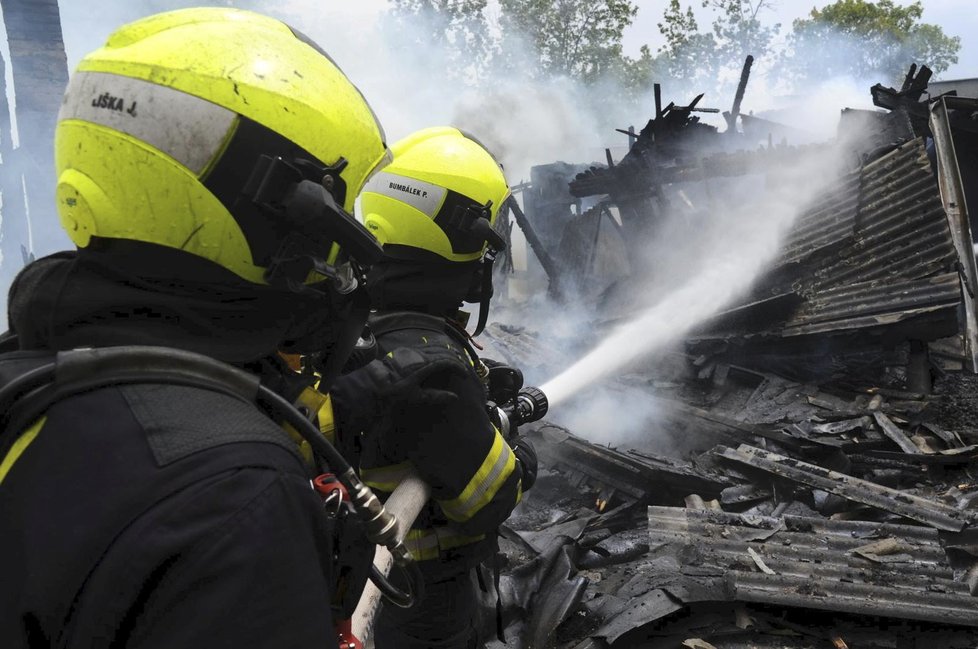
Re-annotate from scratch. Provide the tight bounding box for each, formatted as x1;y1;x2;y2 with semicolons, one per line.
717;444;977;531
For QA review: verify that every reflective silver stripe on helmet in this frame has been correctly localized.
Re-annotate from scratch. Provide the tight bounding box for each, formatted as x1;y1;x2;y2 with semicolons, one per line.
59;70;237;176
363;170;446;219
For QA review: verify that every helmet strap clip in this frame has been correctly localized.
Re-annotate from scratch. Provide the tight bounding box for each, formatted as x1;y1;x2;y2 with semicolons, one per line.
264;232;357;296
471;247;498;337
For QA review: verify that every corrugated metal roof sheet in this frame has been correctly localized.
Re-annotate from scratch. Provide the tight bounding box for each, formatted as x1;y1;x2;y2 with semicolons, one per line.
647;506;978;626
710;137;963;340
784;272;961;336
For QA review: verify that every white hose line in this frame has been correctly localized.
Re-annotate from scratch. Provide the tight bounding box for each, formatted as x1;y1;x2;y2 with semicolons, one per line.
351;467;432;644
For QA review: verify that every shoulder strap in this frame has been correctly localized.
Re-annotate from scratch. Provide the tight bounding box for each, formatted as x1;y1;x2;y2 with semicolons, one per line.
369;310;449;337
0;346;303;470
0;332;20;354
121;383;302;467
370;310;481;366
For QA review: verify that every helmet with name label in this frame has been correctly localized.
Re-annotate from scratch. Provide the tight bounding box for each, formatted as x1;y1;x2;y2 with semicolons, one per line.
56;7;390;288
360;126;509;264
360;127;509;335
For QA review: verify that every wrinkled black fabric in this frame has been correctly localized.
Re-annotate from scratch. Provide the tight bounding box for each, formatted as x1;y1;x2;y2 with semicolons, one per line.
352;312;522;574
374;568;482;649
0;372;340;649
7;242;357;362
366;258;480;316
0;241;362;648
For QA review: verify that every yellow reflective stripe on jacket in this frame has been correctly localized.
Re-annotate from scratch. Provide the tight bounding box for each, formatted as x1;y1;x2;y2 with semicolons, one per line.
403;525;485;561
284;387;336;465
0;416;46;486
438;430;515;523
311;392;336;441
361;461;415;493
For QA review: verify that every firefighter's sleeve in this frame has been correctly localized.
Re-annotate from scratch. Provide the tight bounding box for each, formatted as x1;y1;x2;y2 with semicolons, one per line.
396;368;523;537
123;468;340;649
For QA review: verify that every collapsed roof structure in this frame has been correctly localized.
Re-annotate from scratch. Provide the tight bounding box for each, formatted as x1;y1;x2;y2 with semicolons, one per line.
484;63;978;647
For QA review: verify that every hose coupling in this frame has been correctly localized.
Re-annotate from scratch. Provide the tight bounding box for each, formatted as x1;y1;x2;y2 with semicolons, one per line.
341;468;399;547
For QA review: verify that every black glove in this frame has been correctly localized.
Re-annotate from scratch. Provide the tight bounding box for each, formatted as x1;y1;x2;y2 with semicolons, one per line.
330;346;470;435
511;436;538;492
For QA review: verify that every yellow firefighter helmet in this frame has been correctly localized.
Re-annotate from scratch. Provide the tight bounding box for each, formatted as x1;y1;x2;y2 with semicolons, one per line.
360;126;509;263
55;7;391;286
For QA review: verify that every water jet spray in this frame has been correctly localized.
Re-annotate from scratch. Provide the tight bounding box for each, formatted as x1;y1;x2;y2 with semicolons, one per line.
539;150;851;410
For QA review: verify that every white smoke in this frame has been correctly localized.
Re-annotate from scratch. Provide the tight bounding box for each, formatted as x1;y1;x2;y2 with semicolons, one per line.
538;137;853;409
547;381;664;448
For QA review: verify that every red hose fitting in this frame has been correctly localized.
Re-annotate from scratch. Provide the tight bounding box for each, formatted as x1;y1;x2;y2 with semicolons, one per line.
313;473;350;502
335;619;363;649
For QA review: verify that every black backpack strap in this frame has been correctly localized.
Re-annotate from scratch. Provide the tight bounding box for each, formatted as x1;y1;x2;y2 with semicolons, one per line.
370;310;483;368
121;383;301;467
0;346;304;470
0;332;19;354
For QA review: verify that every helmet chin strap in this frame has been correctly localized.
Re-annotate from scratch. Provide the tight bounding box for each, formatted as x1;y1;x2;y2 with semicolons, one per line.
472;247;497;337
462;201;505;338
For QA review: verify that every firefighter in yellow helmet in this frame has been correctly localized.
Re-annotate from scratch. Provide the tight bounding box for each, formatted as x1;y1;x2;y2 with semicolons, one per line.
330;127;538;648
0;8;442;647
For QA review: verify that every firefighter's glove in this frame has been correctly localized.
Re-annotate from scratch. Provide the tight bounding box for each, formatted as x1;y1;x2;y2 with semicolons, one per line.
368;347;467;405
331;346;468;435
511;436;538;491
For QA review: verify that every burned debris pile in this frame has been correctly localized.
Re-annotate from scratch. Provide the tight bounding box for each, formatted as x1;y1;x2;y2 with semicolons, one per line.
489;365;978;648
485;67;978;648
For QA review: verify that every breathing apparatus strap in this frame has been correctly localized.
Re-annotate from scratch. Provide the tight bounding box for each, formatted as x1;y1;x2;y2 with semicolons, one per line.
0;333;19;354
0;346;421;625
472;248;497;337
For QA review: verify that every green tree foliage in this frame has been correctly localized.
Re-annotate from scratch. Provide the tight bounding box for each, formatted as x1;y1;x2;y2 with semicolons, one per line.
387;0;494;80
656;0;717;86
385;0;655;92
784;0;961;82
706;0;778;70
498;0;643;85
656;0;775;92
612;44;659;98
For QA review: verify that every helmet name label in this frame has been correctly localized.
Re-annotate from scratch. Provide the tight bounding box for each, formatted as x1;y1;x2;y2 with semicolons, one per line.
91;92;137;117
388;181;428;198
60;71;236;176
363;171;446;220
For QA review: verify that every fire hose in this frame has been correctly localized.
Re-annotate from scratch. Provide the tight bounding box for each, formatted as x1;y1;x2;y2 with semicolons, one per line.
350;467;432;644
350;384;549;645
